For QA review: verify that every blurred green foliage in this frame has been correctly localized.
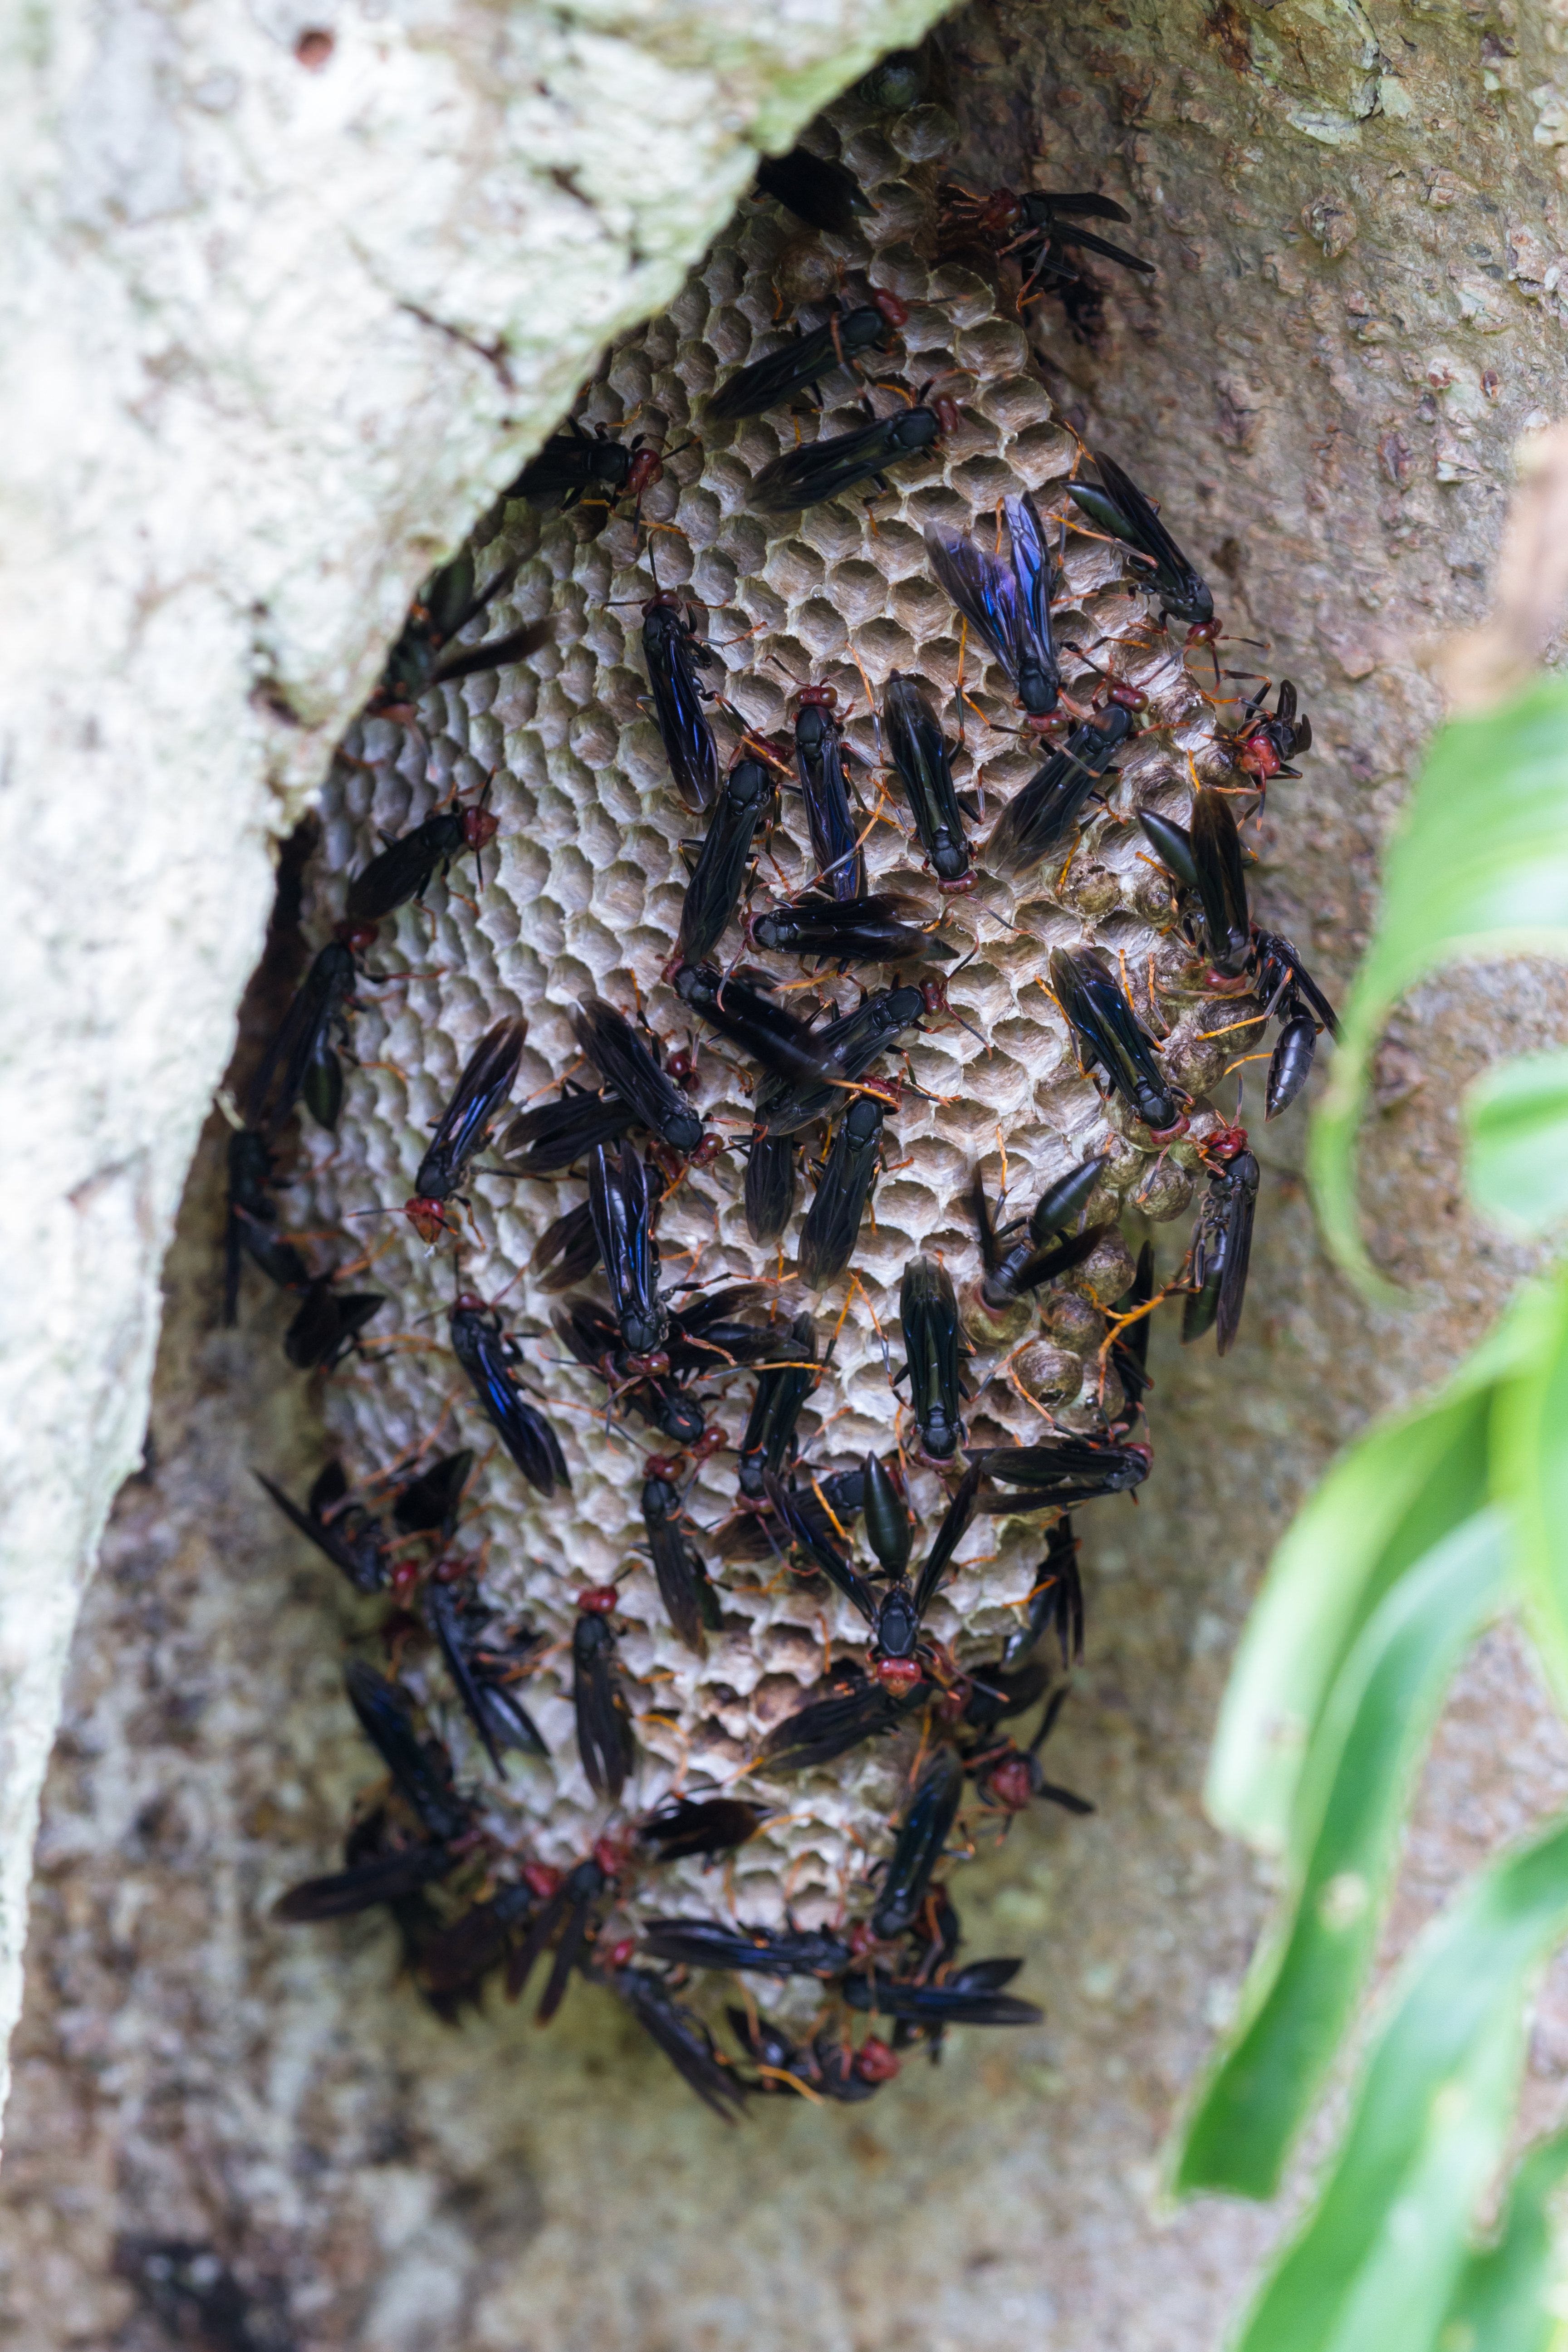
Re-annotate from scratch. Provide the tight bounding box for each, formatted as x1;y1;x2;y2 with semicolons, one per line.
1171;679;1568;2351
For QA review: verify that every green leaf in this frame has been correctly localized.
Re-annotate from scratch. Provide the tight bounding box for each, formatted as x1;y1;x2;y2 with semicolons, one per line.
1440;2126;1568;2352
1176;1508;1511;2200
1208;1279;1557;1853
1493;1262;1568;1708
1467;1052;1568;1234
1310;677;1568;1292
1234;1815;1568;2352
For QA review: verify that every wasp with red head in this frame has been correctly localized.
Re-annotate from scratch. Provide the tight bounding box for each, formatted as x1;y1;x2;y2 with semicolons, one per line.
941;182;1154;293
1068;451;1217;652
752;381;961;514
639;591;726;813
789;683;866;900
759;1652;930;1773
728;2008;896;2102
1228;678;1313;797
708;291;910;422
344;781;500;926
763;1461;981;1693
505;1834;629;2019
1182;1126;1259;1356
966;1681;1094;1819
551;1299;709;1450
404;1015;527;1245
505;414;685;531
639;1465;721;1654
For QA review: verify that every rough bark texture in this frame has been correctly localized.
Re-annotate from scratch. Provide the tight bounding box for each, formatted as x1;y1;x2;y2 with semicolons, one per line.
0;0;950;2132
6;0;1568;2345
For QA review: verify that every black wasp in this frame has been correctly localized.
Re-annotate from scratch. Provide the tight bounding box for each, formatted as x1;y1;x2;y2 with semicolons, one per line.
1253;931;1339;1119
987;702;1136;874
708;292;909;422
369;546;549;721
404;1015;526;1245
754;146;872;237
924;490;1062;720
965;1436;1150;1511
970;1151;1110;1313
764;1460;981;1691
798;1092;888;1290
753;384;960;514
224;1125;306;1321
570;1591;637;1799
450;1293;570;1496
344;784;499;926
792;684;864;900
640;591;723;813
883;672;973;887
674;753;776;967
898;1254;970;1462
1049;944;1186;1137
505;415;680;530
639;1465;720;1654
1183;1131;1259;1357
571;995;703;1157
735;1312;818;1500
246;931;371;1137
1069;451;1216;644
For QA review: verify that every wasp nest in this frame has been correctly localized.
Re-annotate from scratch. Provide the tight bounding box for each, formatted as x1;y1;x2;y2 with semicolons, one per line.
267;84;1270;2102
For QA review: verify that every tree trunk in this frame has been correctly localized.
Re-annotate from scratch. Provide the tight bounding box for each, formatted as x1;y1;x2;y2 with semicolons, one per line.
5;0;1568;2344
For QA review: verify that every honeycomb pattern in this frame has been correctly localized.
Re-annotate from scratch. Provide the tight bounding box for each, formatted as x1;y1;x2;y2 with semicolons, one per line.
296;98;1250;1972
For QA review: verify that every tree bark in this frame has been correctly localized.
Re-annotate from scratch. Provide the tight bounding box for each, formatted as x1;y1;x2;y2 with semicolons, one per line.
5;0;1568;2343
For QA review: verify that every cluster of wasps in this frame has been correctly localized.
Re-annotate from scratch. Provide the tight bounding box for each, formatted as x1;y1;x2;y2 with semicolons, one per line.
227;60;1338;2116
